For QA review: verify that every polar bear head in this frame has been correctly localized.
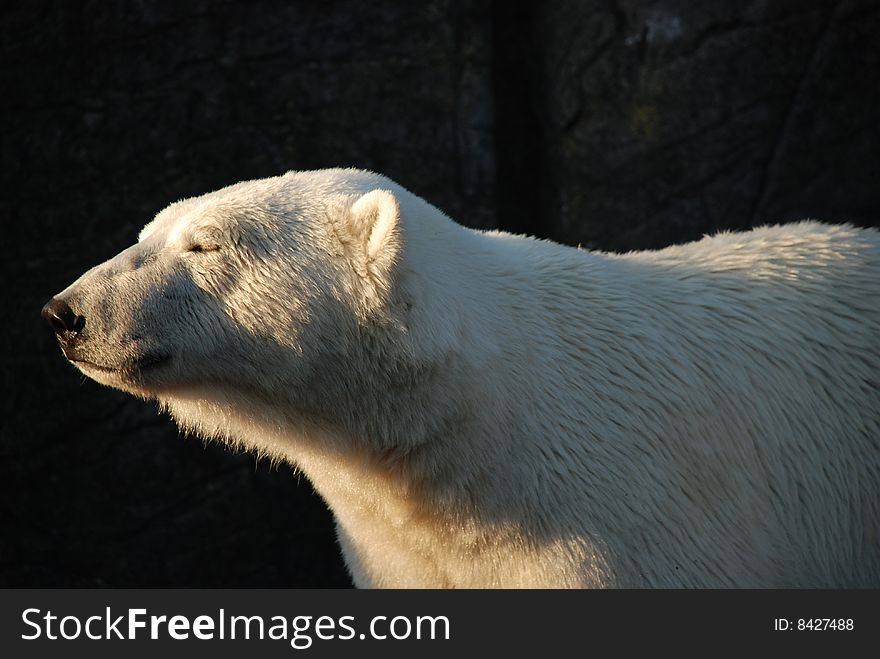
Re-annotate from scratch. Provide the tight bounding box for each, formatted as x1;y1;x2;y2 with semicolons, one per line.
41;169;465;454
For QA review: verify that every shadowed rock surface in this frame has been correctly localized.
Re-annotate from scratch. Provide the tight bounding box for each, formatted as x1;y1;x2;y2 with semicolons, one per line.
2;0;878;586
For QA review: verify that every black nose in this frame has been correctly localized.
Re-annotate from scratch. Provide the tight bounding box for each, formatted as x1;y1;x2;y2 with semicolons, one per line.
41;298;85;335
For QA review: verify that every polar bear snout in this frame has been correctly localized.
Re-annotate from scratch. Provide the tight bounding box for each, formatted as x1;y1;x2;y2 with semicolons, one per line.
42;285;173;386
41;297;85;337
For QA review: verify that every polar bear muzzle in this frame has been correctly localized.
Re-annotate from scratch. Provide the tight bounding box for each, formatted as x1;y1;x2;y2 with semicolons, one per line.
41;291;170;380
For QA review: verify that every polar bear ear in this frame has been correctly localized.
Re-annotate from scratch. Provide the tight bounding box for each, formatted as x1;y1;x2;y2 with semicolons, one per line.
346;189;401;278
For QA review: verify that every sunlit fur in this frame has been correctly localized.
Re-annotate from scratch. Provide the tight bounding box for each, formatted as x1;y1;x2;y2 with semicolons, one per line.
52;169;880;587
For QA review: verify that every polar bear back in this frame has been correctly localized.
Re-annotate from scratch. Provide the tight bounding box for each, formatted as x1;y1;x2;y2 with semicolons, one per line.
454;220;879;587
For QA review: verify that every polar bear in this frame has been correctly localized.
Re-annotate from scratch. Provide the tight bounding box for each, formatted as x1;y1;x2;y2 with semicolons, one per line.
42;169;879;588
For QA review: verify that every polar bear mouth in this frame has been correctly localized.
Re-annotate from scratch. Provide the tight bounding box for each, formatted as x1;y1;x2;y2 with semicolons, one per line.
67;352;170;374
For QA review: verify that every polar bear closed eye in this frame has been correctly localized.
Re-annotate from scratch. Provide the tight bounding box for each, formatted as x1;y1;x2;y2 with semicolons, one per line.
43;168;880;588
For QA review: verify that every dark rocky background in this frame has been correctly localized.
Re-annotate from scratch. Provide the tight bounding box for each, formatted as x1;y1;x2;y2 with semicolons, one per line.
2;0;878;587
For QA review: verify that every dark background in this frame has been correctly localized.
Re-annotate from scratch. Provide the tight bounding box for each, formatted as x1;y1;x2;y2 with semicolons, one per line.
2;0;878;587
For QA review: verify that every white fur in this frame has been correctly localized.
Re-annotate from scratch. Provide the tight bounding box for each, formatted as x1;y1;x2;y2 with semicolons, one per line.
52;169;880;588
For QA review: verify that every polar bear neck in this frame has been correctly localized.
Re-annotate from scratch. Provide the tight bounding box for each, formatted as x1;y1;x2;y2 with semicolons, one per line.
287;211;629;587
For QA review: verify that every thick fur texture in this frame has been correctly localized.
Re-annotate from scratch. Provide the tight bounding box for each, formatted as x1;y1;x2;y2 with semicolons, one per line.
47;169;880;587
